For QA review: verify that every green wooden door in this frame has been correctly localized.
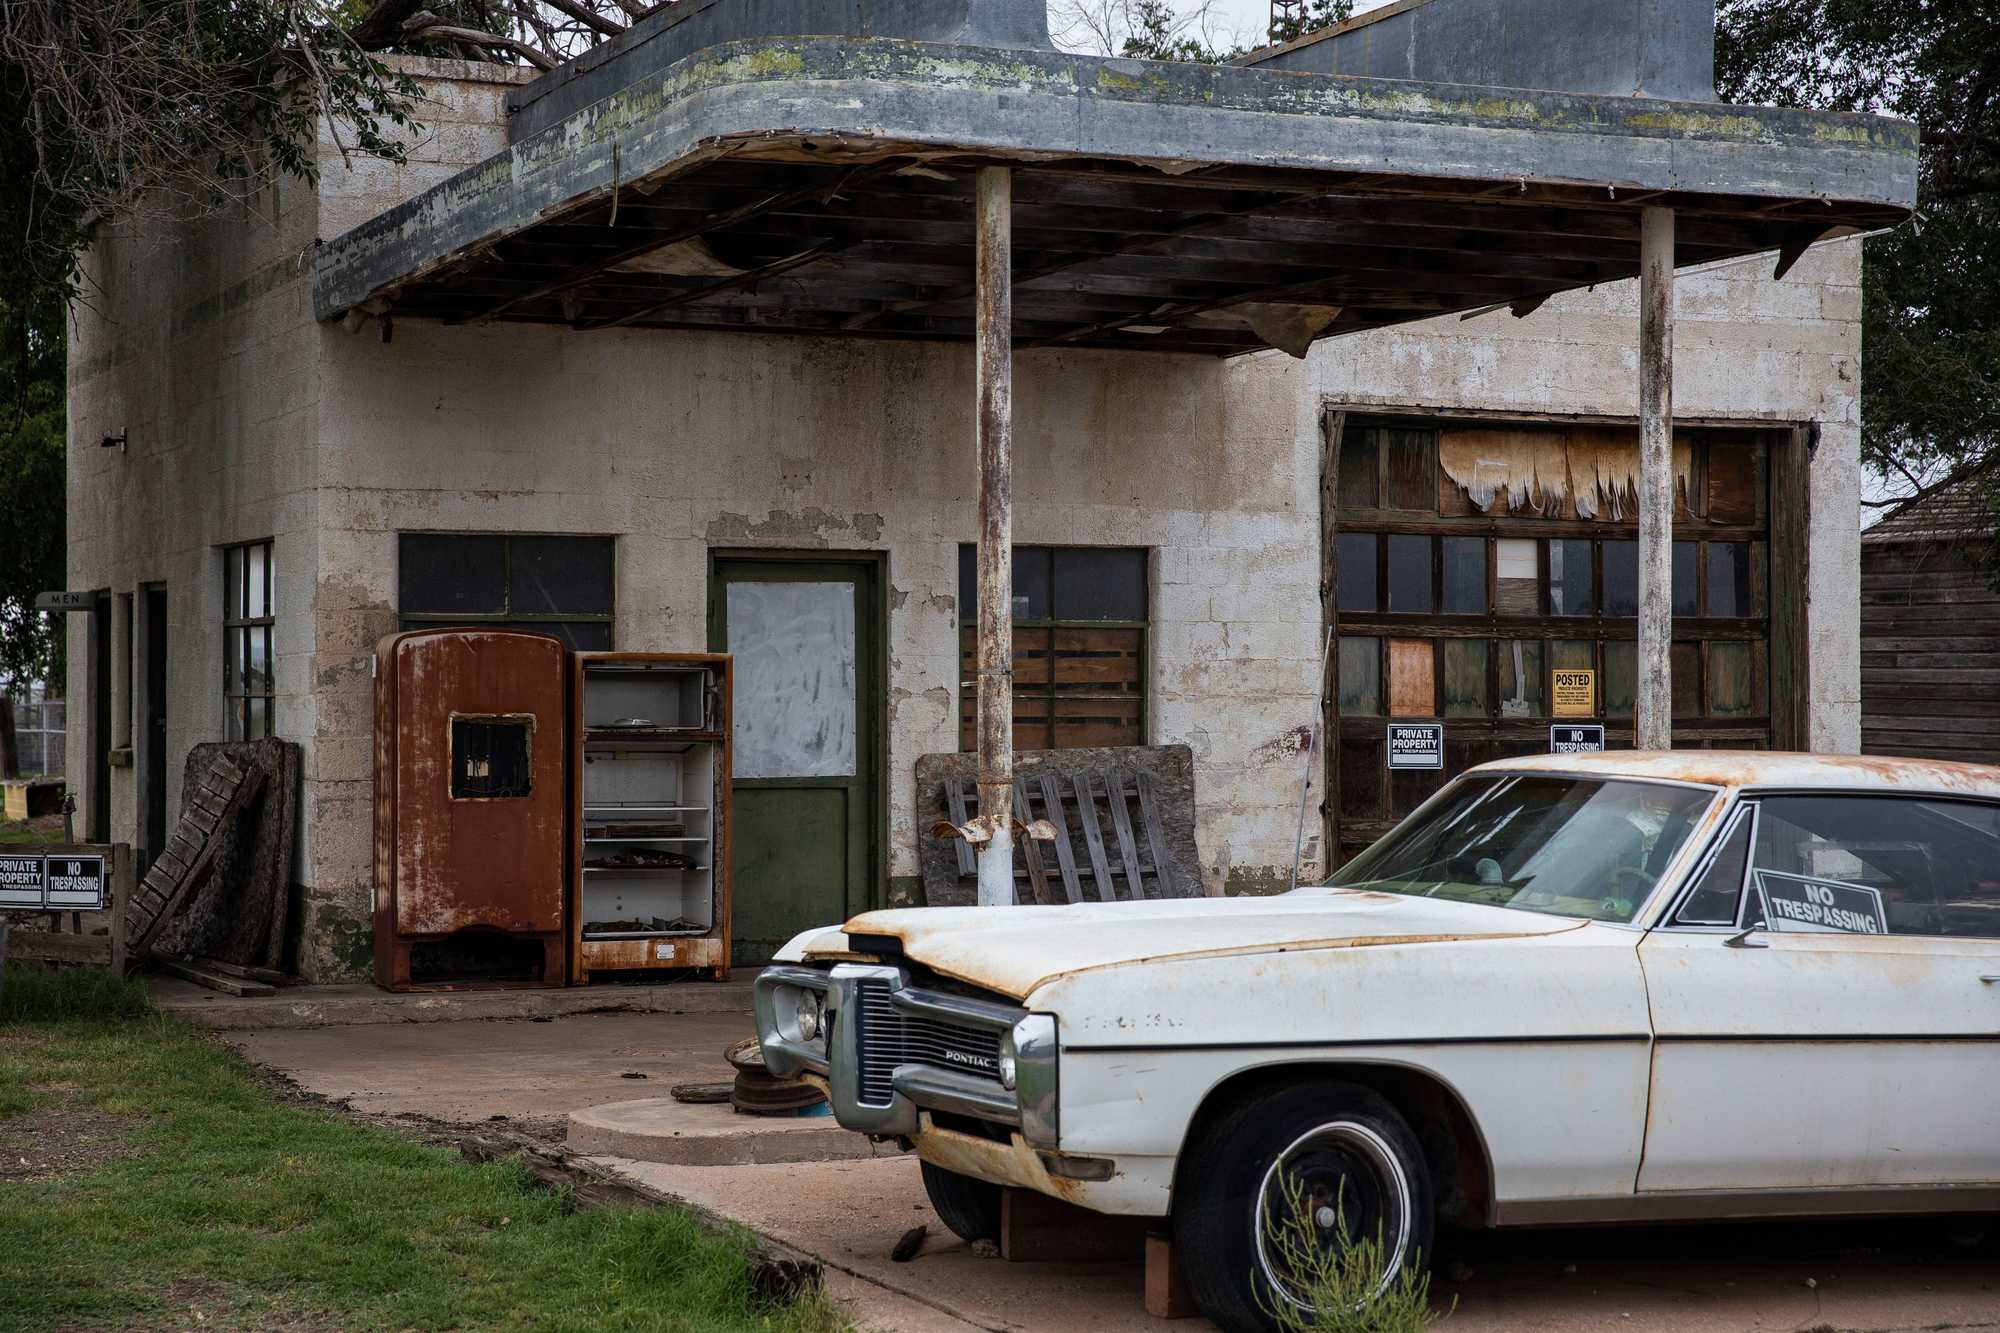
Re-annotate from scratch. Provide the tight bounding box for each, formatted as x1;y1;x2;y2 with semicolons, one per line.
711;558;880;966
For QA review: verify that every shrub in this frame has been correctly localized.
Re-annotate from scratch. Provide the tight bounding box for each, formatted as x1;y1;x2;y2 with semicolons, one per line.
1255;1172;1446;1333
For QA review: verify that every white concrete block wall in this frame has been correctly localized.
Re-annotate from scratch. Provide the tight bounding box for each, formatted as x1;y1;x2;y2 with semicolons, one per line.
67;161;324;870
312;317;1316;913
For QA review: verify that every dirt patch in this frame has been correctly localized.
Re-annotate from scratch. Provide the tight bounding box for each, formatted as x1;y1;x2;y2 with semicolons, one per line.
249;1060;567;1146
0;1102;136;1180
130;1280;344;1333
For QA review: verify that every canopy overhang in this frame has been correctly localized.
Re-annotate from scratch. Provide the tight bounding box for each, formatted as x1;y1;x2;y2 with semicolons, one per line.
313;36;1917;357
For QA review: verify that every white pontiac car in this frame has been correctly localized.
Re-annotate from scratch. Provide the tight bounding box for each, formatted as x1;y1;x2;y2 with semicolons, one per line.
756;753;2000;1330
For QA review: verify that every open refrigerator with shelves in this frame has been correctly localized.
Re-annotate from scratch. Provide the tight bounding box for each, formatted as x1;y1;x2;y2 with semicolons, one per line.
570;653;732;982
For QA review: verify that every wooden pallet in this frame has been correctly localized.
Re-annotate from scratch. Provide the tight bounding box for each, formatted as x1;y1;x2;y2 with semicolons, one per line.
125;754;265;964
938;769;1183;905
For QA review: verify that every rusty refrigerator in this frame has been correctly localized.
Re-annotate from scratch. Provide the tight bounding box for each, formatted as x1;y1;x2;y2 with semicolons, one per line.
372;629;731;989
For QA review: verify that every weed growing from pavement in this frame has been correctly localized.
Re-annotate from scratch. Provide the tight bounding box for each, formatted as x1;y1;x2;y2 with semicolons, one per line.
1256;1172;1447;1333
0;967;848;1332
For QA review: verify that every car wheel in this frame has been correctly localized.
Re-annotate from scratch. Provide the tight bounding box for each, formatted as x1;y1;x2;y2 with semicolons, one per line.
920;1160;1003;1243
1175;1080;1435;1333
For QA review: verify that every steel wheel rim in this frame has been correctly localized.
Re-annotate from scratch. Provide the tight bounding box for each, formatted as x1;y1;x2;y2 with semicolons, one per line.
1252;1119;1413;1311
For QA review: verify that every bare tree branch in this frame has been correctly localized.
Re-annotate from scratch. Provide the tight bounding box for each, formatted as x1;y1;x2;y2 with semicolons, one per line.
403;13;560;69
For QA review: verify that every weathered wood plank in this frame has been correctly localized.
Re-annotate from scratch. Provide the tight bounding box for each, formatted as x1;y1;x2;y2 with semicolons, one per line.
1072;774;1117;903
1036;774;1084;905
150;953;276;997
5;929;113;967
195;957;291;986
1012;782;1057;906
1104;773;1147;901
943;780;977;878
127;757;264;961
1137;772;1175;899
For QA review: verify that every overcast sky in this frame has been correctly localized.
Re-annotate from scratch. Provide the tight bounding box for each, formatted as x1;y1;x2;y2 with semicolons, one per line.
1048;0;1399;57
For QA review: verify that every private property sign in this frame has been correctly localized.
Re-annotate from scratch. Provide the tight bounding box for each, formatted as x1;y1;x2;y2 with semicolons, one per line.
0;855;41;908
0;852;107;911
1386;723;1444;770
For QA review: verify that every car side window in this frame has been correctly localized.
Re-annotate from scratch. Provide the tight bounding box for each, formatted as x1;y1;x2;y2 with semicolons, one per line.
1745;795;2000;940
1672;806;1752;926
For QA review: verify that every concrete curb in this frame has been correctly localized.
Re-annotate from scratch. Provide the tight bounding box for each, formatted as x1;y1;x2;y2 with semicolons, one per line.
566;1097;877;1165
154;977;755;1030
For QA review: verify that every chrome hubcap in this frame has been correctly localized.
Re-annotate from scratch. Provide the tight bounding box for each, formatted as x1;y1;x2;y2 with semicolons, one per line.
1252;1120;1413;1311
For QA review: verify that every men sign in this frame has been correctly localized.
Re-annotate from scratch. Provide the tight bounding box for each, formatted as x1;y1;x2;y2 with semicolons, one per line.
1750;870;1887;935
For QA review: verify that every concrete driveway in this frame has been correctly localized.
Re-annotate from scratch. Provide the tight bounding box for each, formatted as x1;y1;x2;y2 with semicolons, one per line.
227;1010;2000;1333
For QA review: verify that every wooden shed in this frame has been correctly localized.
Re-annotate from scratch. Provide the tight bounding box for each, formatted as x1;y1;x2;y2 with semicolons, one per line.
1860;481;2000;764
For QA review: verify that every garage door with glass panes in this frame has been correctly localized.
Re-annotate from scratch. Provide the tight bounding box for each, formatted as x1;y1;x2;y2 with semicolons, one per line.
1329;417;1772;862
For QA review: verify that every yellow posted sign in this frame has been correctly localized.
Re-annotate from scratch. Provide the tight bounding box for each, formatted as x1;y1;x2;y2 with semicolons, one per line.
1552;668;1596;717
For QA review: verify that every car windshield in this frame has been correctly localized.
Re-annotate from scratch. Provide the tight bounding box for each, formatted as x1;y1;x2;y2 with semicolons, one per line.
1325;774;1717;923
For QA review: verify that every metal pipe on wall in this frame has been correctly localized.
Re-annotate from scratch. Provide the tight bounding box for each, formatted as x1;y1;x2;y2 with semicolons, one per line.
974;166;1016;907
1636;205;1675;750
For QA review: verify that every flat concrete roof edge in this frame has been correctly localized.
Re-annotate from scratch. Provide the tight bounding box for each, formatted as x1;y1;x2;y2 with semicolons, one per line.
313;35;1917;322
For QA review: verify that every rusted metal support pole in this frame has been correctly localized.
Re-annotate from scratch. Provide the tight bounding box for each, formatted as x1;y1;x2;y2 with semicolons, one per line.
974;166;1015;907
1636;206;1675;751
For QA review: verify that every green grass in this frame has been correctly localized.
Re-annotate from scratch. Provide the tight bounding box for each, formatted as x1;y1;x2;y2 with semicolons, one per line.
0;968;847;1332
0;816;65;845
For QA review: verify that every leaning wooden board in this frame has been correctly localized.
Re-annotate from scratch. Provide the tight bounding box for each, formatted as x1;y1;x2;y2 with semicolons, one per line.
124;754;264;964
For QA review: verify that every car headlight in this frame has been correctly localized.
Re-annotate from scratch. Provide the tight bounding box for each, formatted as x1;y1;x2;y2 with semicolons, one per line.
794;987;824;1043
1010;1014;1058;1147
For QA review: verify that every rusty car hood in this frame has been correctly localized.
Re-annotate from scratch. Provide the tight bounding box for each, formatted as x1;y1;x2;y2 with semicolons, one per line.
809;889;1587;1000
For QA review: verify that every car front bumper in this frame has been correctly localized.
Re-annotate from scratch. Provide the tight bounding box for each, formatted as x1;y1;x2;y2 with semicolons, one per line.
754;961;1058;1148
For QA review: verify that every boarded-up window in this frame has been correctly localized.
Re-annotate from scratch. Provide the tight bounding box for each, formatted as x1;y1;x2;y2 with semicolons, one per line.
1338;637;1381;715
1388;639;1435;717
1495;539;1538;616
1328;417;1775;864
959;546;1147;750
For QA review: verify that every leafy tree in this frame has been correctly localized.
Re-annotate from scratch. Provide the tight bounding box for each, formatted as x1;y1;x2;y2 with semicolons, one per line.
1715;0;2000;519
1268;0;1356;48
0;293;66;690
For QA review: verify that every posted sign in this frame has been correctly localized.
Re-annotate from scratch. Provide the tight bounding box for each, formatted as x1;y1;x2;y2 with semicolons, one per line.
1386;723;1445;770
1552;668;1596;717
1751;870;1887;935
33;590;97;613
1549;724;1606;755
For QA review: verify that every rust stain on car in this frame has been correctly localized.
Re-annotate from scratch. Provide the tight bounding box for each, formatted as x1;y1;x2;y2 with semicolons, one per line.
853;920;1586;1000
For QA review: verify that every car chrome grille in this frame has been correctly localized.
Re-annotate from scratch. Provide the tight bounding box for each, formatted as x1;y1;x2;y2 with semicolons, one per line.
854;979;1006;1107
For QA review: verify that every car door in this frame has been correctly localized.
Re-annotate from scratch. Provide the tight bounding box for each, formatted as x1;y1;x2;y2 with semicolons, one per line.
1637;792;2000;1193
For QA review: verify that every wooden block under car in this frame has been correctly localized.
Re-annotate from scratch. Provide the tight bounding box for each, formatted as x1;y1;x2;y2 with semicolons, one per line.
998;1187;1146;1263
1144;1231;1196;1319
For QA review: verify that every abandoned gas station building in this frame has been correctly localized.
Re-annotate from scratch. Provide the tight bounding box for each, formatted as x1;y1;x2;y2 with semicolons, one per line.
65;0;1913;980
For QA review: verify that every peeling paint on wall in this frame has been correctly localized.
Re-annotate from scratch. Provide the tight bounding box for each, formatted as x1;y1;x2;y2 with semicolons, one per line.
705;507;886;547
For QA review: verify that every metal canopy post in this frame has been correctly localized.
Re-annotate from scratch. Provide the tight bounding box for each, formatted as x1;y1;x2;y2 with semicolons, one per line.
1636;205;1675;751
974;166;1016;907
